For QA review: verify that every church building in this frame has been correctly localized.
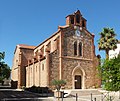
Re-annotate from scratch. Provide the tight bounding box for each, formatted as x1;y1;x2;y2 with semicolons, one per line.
11;10;101;89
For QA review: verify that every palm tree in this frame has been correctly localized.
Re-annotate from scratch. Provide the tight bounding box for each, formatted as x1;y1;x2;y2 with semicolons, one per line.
98;27;118;59
0;52;5;61
52;79;66;91
52;79;66;100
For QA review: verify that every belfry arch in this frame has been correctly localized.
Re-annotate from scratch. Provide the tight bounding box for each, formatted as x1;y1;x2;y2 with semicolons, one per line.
72;66;86;89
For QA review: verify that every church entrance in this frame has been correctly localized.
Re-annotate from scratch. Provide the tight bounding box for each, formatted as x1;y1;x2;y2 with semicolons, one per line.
72;66;85;89
75;75;82;89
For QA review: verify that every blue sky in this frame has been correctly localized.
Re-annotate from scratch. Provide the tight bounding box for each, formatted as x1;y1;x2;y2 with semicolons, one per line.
0;0;120;68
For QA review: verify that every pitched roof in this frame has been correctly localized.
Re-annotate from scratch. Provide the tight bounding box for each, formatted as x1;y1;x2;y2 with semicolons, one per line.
18;44;36;49
14;44;36;54
35;29;61;49
66;10;82;18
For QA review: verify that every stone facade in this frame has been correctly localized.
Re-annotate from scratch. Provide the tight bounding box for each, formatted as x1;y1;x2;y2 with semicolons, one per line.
11;44;35;88
11;10;101;89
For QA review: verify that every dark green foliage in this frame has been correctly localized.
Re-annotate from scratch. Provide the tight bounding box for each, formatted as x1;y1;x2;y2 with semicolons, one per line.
0;77;4;83
25;86;54;97
25;86;48;93
0;52;11;83
1;64;11;79
52;79;66;91
98;55;120;91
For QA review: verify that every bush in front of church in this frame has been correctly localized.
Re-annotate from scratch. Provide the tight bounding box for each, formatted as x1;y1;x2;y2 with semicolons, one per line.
25;86;54;96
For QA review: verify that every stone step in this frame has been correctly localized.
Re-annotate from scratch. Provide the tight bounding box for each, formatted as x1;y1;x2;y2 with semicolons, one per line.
0;86;11;89
70;89;101;97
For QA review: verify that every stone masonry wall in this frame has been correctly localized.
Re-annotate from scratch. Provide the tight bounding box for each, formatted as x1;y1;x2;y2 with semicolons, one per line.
49;50;59;86
62;58;96;89
93;56;101;88
20;49;34;87
11;48;20;82
63;27;93;59
61;27;99;89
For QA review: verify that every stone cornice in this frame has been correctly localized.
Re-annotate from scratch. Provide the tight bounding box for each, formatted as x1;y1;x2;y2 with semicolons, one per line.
60;56;93;61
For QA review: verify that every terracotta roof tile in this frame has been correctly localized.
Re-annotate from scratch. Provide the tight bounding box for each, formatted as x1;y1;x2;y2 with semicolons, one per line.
18;44;36;49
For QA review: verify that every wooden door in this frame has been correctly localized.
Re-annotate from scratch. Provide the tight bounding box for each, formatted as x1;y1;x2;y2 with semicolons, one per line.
75;75;81;89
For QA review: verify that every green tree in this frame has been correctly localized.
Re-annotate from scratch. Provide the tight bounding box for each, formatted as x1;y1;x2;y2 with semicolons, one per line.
52;79;66;100
0;52;11;84
52;79;66;91
98;54;120;91
98;27;118;59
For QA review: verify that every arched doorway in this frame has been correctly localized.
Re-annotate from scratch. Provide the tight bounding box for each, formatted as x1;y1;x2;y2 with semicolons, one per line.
72;66;85;89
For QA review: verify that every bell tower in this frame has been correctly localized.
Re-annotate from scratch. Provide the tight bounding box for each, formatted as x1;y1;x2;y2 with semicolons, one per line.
66;10;87;29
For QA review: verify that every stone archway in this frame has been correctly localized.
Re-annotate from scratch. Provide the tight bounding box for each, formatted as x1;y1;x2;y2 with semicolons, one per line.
72;66;85;89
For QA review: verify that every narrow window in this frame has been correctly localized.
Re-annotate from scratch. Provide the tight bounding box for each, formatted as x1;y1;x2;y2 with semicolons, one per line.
82;21;85;27
74;41;77;55
36;66;37;72
54;39;57;50
71;16;74;24
76;14;80;23
79;42;82;56
42;64;44;71
31;68;32;73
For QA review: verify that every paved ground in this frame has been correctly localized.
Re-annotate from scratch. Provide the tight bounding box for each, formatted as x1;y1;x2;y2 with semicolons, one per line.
55;91;120;101
0;89;120;101
0;89;49;101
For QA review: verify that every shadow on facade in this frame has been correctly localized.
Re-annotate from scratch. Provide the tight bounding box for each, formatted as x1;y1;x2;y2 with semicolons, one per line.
11;80;18;89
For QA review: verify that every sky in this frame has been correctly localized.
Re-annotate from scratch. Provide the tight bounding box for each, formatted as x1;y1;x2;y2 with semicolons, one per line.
0;0;120;68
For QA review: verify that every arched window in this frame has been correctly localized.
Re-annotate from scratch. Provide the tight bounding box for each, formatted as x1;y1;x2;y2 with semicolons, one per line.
71;16;74;24
74;41;77;55
79;42;82;56
76;14;80;23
